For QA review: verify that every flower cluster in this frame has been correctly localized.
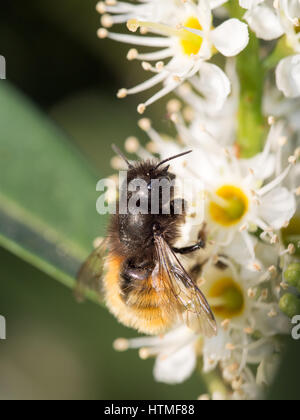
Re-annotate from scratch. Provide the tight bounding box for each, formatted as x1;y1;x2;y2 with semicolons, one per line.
97;0;249;113
96;0;300;400
241;0;300;98
112;109;298;400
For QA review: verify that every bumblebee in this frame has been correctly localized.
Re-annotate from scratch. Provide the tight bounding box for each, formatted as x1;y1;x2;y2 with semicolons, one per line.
77;146;217;337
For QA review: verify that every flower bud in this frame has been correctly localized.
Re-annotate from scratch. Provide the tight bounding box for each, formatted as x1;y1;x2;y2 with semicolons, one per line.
284;263;300;292
279;293;300;319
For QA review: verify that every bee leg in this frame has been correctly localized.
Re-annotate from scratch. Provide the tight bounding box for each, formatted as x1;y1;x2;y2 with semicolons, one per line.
172;239;205;255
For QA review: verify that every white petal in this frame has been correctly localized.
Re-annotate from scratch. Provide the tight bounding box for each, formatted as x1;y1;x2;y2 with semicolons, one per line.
225;232;258;265
281;0;300;22
243;154;276;180
290;110;300;131
245;5;284;40
195;62;231;111
256;355;280;387
202;331;230;373
153;343;196;384
258;187;296;230
247;341;276;364
211;19;249;57
197;0;213;32
257;307;290;336
276;55;300;98
255;242;278;269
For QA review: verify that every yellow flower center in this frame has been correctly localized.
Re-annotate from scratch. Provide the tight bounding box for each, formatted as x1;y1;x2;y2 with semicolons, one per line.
180;17;203;56
127;17;204;57
209;185;249;227
208;277;245;319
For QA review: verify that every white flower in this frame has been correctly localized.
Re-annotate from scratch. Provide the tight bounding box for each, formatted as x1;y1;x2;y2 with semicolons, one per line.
132;114;297;270
202;258;288;400
177;61;232;114
277;0;300;54
177;58;239;144
276;54;300;98
170;122;296;267
263;85;300;146
113;325;199;385
109;109;296;399
112;257;288;399
95;0;300;402
201;157;295;270
279;0;300;29
96;0;248;113
185;16;249;57
153;341;197;384
243;0;300;97
244;2;284;41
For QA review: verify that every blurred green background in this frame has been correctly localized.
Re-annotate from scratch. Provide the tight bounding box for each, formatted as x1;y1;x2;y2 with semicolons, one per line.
0;0;299;400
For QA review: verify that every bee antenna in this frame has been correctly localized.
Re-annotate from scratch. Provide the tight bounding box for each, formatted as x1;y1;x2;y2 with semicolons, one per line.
112;144;134;169
154;150;192;171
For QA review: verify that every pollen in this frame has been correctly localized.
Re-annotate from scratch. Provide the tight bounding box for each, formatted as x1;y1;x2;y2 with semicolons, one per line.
113;338;129;352
137;103;146;114
117;88;128;99
209;185;249;227
198;394;210;401
97;28;108;39
125;136;140;153
127;19;140;33
139;348;150;360
208;277;245;319
127;48;138;61
180;17;203;56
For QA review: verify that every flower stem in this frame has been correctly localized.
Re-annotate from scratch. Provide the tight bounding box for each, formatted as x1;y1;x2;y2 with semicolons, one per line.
226;1;266;158
263;36;294;72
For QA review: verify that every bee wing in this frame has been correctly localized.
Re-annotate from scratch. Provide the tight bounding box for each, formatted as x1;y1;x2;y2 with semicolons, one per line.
154;234;217;338
75;238;109;302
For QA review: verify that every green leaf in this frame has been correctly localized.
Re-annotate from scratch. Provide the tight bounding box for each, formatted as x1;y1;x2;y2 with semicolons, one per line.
0;82;106;291
49;89;142;172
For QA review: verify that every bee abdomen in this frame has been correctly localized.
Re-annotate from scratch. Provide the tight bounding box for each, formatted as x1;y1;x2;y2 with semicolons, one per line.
125;287;163;309
104;255;176;334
